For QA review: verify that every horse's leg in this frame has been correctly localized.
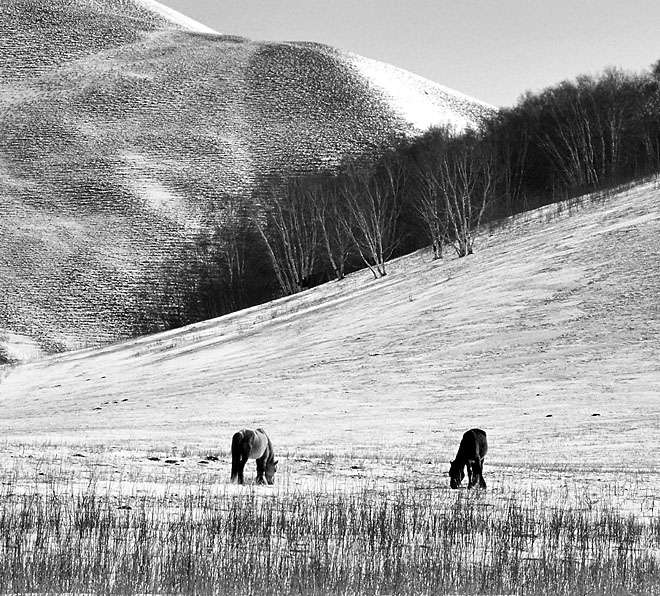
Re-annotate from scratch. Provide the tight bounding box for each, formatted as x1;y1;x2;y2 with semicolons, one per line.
231;432;247;484
478;457;486;488
231;451;241;483
237;453;248;484
470;459;484;489
466;461;474;488
255;456;265;484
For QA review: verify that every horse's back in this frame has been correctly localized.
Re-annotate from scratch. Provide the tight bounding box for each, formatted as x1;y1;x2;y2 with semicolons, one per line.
462;428;488;459
249;428;269;459
233;428;269;460
232;429;247;451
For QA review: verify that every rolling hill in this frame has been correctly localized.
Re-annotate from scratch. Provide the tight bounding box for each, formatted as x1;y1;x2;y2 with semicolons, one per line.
1;181;659;471
0;0;494;359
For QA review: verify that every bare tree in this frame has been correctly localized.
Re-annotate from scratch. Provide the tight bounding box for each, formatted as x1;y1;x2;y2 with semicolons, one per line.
409;129;451;259
309;174;353;280
438;133;496;257
338;152;404;278
193;193;254;316
540;80;600;189
251;174;320;295
485;110;532;216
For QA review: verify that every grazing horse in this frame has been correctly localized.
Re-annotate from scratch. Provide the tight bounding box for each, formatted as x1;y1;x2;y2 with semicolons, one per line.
449;428;488;489
231;428;278;485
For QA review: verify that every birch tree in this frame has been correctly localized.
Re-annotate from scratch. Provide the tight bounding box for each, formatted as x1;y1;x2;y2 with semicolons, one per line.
338;152;404;278
251;174;320;295
309;174;353;281
409;129;451;259
438;133;496;257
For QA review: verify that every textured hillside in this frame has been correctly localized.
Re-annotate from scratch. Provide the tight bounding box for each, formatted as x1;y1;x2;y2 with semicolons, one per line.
0;0;493;359
1;182;659;472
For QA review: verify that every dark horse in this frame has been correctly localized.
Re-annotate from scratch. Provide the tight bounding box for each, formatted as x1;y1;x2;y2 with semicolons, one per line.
449;428;488;489
231;428;278;485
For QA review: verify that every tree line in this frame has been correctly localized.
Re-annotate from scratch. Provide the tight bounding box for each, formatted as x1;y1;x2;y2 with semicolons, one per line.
169;60;660;327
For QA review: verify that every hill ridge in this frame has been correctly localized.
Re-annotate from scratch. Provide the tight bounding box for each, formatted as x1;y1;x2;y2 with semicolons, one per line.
135;0;219;33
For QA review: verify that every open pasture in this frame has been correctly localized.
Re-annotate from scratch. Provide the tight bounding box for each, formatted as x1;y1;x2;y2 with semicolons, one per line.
1;181;660;593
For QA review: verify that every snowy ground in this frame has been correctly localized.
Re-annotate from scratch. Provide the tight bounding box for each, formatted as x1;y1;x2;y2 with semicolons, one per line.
1;181;659;505
349;52;494;131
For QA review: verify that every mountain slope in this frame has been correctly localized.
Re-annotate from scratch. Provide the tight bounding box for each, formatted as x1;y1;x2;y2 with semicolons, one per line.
0;0;493;357
1;181;659;469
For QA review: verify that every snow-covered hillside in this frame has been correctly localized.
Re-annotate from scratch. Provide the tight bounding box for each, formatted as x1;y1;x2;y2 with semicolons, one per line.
0;0;493;355
349;52;494;132
2;181;659;473
135;0;218;33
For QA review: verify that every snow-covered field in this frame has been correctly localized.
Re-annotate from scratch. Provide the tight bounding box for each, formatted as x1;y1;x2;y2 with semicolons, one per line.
1;180;660;594
1;181;659;507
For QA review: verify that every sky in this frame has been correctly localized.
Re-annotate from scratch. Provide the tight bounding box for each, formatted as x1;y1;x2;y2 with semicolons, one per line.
158;1;660;108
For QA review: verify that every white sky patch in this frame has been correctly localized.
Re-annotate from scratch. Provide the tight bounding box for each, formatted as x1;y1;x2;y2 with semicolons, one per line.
135;0;219;34
349;53;494;132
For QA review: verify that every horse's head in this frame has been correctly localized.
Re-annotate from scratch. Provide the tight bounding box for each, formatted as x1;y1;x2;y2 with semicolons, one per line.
449;460;464;489
265;459;278;485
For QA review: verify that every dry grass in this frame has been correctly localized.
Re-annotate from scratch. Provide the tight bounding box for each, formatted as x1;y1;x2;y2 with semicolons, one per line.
0;451;658;596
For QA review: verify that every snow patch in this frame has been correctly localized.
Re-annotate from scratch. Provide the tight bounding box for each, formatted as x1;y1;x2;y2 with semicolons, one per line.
348;53;494;132
135;0;219;34
131;177;202;233
0;330;44;363
595;212;660;236
121;153;203;232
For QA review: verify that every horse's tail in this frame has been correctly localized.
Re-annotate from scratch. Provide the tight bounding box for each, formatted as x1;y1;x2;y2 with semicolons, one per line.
230;431;243;482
